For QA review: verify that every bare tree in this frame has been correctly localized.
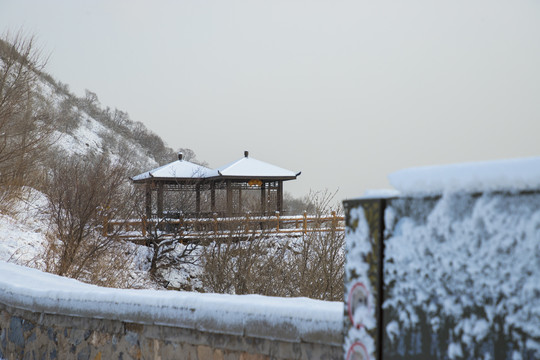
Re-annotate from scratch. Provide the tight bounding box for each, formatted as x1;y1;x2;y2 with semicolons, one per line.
42;151;137;283
143;216;200;286
0;31;53;209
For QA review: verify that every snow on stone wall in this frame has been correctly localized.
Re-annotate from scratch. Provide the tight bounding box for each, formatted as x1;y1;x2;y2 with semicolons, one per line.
383;192;540;359
0;261;342;343
343;199;384;360
345;157;540;359
388;156;540;196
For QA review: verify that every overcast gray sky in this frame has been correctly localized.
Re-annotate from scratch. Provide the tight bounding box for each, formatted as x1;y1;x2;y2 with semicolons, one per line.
2;0;539;201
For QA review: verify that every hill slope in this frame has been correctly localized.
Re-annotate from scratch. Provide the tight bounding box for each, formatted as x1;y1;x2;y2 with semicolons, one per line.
0;35;198;289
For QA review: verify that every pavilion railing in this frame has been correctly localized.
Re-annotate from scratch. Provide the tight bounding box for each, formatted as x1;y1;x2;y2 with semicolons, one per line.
104;212;345;240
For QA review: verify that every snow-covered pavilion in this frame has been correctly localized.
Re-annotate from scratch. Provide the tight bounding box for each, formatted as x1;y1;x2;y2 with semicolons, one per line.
131;151;300;218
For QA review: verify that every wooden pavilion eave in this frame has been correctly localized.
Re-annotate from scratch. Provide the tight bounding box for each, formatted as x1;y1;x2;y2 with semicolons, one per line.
131;177;205;185
132;176;298;185
205;175;297;182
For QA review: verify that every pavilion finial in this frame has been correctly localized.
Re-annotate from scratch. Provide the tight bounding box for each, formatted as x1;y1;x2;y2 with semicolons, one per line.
178;152;183;161
244;150;249;158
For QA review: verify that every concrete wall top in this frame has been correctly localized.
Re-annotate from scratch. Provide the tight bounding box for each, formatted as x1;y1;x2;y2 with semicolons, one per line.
0;261;343;346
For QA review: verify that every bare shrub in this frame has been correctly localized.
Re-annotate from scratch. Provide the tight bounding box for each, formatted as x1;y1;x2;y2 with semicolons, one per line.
144;216;200;286
41;232;137;288
0;31;53;211
42;151;138;284
289;189;344;300
200;231;292;296
200;189;344;301
289;228;345;301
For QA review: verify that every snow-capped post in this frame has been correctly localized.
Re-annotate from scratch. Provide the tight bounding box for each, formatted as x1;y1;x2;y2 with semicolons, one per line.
275;211;280;232
244;213;250;234
102;216;109;237
303;211;308;234
343;198;386;360
213;213;218;234
141;215;147;237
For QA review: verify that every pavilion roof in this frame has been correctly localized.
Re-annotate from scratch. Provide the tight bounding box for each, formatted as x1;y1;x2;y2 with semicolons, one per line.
131;151;300;183
131;158;216;183
214;153;298;180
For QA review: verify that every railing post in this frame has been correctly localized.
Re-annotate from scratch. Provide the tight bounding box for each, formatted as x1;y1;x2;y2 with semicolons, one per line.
102;216;109;237
142;216;147;237
213;213;218;235
245;213;250;234
331;211;337;231
275;211;280;233
303;211;307;234
178;216;183;236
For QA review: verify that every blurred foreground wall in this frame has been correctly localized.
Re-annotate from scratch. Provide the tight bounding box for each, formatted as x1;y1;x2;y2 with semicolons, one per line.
344;192;540;360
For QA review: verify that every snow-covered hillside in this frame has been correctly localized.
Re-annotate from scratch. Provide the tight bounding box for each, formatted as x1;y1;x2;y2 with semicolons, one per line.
0;188;157;289
0;38;192;289
33;75;160;170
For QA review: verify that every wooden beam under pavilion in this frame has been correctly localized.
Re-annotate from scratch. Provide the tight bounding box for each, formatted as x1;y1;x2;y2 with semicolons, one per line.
195;183;201;214
211;182;216;213
238;186;242;214
157;182;164;217
277;180;283;213
260;182;266;215
145;182;152;219
226;180;233;216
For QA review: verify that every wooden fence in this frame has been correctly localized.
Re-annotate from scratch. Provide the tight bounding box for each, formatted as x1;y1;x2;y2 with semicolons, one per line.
104;212;345;240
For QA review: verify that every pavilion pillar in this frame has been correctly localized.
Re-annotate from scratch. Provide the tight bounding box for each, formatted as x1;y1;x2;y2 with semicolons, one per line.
277;180;283;213
226;180;233;216
238;186;242;214
196;183;201;215
211;182;216;213
157;182;164;218
260;182;266;216
145;182;152;219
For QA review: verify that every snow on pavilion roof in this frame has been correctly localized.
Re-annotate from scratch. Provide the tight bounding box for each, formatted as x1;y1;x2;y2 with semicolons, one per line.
215;154;298;180
131;152;299;183
131;159;217;182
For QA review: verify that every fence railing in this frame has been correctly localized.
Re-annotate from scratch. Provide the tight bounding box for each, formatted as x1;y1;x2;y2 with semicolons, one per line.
104;212;345;240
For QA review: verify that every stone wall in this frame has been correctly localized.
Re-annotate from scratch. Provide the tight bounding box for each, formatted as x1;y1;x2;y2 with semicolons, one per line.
0;304;341;360
0;262;343;360
343;191;540;360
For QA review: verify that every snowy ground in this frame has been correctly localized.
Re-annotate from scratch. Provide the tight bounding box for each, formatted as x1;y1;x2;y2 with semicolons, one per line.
0;189;158;289
0;189;49;268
